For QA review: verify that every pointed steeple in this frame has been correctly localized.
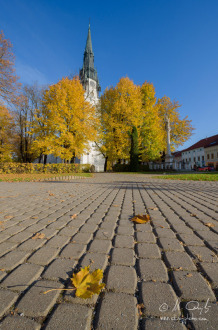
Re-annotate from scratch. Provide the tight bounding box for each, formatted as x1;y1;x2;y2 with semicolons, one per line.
79;24;101;93
85;23;93;55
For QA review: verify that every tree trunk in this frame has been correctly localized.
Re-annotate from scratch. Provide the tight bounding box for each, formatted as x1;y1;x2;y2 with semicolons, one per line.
129;126;139;172
104;156;108;172
43;154;47;165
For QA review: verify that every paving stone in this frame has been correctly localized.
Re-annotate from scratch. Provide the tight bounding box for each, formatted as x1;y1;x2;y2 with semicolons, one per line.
139;259;168;282
0;242;18;257
2;225;23;236
158;238;184;251
197;230;218;241
0;315;41;329
0;250;29;271
0;270;7;281
188;302;218;330
58;227;78;237
16;280;64;317
0;289;18;317
171;224;194;234
172;271;216;301
45;235;70;249
96;292;138;330
17;237;46;251
6;231;33;243
45;303;92;330
199;262;218;288
60;243;86;259
0;233;10;243
106;265;137;294
80;252;108;271
67;219;86;227
119;220;134;228
25;223;47;233
186;246;218;263
88;239;112;254
28;246;59;265
141;282;180;317
178;234;205;246
95;228;114;240
116;226;134;236
1;263;43;291
71;232;93;244
155;228;176;238
38;228;58;239
141;319;186;329
137;243;161;259
136;232;156;243
80;223;98;233
164;251;197;271
111;248;135;266
135;223;153;232
42;258;76;281
114;235;134;248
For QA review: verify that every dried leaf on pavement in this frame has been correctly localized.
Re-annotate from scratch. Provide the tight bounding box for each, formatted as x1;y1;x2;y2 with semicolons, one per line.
71;214;77;219
32;233;45;239
131;214;150;224
205;223;215;228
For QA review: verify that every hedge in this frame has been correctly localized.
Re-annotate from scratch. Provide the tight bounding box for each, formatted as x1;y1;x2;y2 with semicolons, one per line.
0;163;92;174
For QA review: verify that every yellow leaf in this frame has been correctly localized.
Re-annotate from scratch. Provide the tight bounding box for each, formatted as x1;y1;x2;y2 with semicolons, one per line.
131;214;150;224
205;223;215;228
186;273;193;277
71;214;77;219
32;233;45;239
72;266;105;299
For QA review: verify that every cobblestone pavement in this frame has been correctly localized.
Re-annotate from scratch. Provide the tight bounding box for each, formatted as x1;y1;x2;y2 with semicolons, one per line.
0;173;217;330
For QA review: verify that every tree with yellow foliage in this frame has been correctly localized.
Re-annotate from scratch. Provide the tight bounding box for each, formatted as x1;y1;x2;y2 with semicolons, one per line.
99;77;142;163
158;96;193;152
99;77;193;166
0;103;15;161
31;77;98;162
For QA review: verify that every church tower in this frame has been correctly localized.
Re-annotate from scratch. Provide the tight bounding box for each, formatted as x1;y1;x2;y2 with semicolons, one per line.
79;24;105;172
79;24;101;105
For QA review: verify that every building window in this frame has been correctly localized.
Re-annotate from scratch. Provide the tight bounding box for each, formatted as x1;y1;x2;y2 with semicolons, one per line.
202;156;204;161
189;158;191;162
198;156;200;161
194;157;196;162
211;153;214;159
207;154;210;160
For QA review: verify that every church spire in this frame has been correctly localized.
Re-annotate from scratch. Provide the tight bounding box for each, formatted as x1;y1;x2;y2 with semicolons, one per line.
79;23;101;93
85;23;93;55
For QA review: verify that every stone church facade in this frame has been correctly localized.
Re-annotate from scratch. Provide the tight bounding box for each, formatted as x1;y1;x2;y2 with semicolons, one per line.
47;24;105;172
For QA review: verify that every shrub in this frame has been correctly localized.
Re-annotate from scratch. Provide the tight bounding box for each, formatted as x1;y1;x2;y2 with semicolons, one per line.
0;163;91;174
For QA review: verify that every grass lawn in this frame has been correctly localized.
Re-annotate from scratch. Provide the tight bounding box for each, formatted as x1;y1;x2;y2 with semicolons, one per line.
0;172;92;182
153;173;218;181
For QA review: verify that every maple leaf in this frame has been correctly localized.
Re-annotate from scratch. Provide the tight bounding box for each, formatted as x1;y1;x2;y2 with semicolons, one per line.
44;266;105;298
72;266;105;299
131;214;150;224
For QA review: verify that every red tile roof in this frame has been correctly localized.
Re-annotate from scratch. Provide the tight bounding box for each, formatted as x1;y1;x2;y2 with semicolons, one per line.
182;134;218;152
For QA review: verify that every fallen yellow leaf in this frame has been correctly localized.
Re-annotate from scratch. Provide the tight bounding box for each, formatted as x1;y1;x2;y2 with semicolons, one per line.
44;265;105;298
205;223;215;228
71;214;77;219
32;233;45;239
186;273;193;277
131;214;150;224
72;266;105;299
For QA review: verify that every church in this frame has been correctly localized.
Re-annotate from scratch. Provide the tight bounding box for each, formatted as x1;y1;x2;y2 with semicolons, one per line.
47;24;105;172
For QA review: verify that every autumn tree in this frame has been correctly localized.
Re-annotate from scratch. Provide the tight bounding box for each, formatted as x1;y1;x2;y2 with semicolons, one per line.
129;126;139;171
99;77;142;163
0;102;15;161
140;82;164;161
0;31;20;104
158;96;194;152
14;83;44;162
31;76;98;162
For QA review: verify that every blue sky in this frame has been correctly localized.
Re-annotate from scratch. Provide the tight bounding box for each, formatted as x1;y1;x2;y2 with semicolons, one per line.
1;0;217;150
